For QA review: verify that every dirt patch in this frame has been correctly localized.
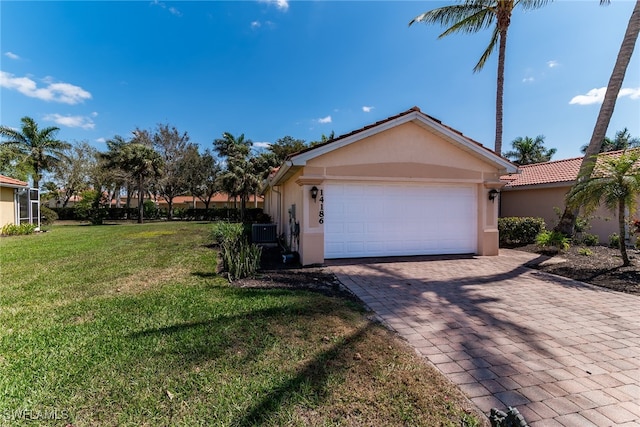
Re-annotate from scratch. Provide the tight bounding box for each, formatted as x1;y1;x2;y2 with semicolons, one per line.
514;244;640;295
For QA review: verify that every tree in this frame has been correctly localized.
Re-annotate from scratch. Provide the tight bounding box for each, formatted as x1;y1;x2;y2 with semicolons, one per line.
213;132;261;221
0;116;71;188
503;135;556;165
0;144;30;181
556;0;640;235
52;142;97;208
267;136;307;164
580;128;640;154
567;150;640;266
103;131;163;223
410;0;550;155
152;124;191;220
190;148;221;210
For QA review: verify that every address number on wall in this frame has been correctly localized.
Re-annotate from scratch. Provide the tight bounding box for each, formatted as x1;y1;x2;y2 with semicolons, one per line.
318;189;324;224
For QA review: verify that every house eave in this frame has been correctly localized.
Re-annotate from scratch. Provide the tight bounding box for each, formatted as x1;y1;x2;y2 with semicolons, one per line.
502;180;575;191
289;111;518;175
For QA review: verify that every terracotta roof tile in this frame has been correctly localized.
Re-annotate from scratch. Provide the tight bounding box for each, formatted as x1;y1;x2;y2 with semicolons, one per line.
502;149;636;187
288;106;498;160
0;174;29;187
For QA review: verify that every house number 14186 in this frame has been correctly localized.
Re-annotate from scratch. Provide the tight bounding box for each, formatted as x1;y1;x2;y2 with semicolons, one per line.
318;189;324;224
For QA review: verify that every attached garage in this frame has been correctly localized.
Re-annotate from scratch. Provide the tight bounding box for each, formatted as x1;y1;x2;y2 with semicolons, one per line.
263;106;518;266
324;182;476;258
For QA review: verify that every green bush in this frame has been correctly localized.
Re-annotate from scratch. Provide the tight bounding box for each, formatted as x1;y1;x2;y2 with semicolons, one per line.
536;230;570;252
40;205;59;226
212;222;262;281
609;233;620;249
578;248;593;256
581;233;599;247
1;223;38;236
498;217;546;246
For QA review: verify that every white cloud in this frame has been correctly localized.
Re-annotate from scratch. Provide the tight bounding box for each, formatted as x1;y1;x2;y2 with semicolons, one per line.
253;141;271;148
318;115;332;124
362;106;374;113
259;0;289;11
44;113;95;130
251;21;261;29
619;87;640;100
0;71;91;104
569;87;640;105
522;77;535;83
96;137;106;144
150;0;181;16
547;60;559;68
4;52;20;60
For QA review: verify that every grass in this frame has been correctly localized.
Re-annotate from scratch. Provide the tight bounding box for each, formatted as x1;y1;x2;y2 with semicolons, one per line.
0;222;480;426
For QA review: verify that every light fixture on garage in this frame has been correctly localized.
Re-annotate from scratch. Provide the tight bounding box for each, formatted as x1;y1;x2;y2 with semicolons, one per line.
310;186;319;202
488;189;499;202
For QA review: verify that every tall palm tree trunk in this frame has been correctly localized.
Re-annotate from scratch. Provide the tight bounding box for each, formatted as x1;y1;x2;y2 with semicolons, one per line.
495;14;510;156
137;177;144;224
556;0;640;235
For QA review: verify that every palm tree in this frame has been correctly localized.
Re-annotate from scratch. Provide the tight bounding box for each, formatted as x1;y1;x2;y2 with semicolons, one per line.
102;133;163;223
0;116;71;188
409;0;550;155
580;128;640;154
567;150;640;266
556;0;640;235
503;135;556;165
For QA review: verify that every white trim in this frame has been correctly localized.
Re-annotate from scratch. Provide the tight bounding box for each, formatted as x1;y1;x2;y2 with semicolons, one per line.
291;111;518;174
321;176;484;184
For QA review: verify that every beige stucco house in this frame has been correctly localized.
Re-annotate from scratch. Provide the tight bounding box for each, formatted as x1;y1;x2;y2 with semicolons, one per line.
263;107;518;266
500;151;640;243
0;174;39;229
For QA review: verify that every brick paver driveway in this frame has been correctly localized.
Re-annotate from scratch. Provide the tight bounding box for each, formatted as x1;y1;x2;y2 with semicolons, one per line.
328;249;640;426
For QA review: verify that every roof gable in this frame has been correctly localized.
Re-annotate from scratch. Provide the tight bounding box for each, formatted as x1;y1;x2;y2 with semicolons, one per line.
270;107;516;186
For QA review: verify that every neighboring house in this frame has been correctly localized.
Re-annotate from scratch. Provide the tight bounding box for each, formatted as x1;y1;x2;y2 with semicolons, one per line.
263;106;517;266
0;175;40;229
500;151;640;243
117;193;264;209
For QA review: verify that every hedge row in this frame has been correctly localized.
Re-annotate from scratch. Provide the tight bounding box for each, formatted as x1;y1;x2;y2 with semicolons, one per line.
51;207;269;223
498;217;546;247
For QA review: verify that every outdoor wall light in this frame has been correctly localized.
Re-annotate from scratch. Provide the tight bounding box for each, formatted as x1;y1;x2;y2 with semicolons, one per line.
310;186;319;202
488;189;499;202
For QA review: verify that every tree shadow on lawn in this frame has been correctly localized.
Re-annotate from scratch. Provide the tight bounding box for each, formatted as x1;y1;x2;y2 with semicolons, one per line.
127;289;372;424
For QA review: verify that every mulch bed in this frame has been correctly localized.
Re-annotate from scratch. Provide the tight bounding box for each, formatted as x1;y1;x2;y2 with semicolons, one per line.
514;244;640;295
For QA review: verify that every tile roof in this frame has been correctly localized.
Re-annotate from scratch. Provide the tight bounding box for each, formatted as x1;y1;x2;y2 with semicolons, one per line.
0;174;29;187
288;106;498;160
502;149;635;188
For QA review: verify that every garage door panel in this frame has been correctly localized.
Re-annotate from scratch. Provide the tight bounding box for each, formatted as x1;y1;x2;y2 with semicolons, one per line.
325;183;476;259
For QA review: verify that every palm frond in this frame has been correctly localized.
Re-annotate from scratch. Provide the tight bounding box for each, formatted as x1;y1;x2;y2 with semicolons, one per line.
474;25;499;72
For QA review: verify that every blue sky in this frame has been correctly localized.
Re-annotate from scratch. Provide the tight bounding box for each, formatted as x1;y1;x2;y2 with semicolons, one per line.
1;1;639;160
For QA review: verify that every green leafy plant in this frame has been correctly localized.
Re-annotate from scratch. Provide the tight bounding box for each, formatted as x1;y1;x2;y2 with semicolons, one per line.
40;205;58;226
1;223;38;236
536;230;570;252
498;217;546;246
578;248;593;256
581;233;599;247
609;233;621;249
212;222;261;280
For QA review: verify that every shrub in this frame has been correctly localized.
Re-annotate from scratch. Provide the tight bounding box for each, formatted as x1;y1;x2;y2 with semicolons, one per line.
40;206;59;226
581;233;599;247
578;248;593;256
212;222;262;280
1;223;38;236
498;217;546;246
536;230;570;252
143;200;160;220
609;233;620;249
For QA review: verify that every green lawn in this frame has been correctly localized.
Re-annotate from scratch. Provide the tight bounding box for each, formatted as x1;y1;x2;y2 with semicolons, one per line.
0;222;479;426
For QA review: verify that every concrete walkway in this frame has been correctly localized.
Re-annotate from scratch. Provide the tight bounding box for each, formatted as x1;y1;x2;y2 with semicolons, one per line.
328;250;640;426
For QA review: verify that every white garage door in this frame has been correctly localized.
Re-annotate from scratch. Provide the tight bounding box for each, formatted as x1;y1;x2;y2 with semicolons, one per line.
324;182;477;259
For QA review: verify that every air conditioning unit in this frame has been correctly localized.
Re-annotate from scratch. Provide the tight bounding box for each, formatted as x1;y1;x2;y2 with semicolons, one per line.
252;224;277;243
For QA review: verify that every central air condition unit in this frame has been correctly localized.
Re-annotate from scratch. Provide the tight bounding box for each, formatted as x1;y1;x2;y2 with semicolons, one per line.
252;223;277;243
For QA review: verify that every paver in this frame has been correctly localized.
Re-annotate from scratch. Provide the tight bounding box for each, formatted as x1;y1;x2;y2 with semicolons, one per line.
328;249;640;426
